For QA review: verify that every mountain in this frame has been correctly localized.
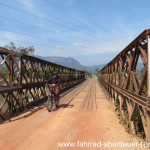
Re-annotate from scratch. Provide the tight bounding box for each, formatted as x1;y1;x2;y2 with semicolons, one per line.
42;56;104;73
43;56;83;70
0;54;144;73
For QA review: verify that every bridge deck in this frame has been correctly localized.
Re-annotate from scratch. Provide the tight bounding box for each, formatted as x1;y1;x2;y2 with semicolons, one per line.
0;78;144;150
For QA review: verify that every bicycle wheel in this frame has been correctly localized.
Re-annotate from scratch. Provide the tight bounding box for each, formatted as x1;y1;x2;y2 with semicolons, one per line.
54;95;59;108
47;95;54;111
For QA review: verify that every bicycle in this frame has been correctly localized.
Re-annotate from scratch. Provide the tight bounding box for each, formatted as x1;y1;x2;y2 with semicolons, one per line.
46;83;60;111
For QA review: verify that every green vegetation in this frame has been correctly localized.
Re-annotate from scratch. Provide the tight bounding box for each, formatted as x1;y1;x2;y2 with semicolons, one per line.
0;65;8;75
83;69;92;78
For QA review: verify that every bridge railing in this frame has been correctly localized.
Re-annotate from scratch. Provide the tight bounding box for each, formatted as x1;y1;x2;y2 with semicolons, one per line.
0;47;85;121
99;29;150;140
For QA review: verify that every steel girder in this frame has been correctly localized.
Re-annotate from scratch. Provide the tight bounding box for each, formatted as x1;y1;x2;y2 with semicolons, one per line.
99;29;150;140
0;47;85;121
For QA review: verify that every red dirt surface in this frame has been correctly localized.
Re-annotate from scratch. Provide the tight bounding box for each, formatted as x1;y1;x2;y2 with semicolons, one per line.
0;78;147;150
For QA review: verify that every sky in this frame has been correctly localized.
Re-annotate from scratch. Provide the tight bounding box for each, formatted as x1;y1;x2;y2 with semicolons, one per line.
0;0;150;66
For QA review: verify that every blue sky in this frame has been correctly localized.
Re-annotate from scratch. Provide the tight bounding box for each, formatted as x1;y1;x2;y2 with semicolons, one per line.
0;0;150;65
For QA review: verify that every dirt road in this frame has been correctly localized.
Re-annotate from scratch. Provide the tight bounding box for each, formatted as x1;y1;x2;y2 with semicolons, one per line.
0;78;146;150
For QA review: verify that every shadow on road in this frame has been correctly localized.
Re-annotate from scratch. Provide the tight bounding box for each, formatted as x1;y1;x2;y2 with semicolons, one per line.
58;103;74;109
3;104;45;124
3;103;74;124
48;103;74;112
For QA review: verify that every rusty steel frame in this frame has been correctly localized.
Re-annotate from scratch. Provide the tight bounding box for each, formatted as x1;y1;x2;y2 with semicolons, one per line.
147;35;150;97
0;47;85;121
99;29;150;140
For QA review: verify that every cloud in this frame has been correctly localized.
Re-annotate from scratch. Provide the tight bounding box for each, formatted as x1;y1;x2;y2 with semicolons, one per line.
55;45;61;48
1;0;148;66
0;31;24;42
73;42;83;46
68;36;130;55
18;0;48;28
4;32;20;41
20;0;35;13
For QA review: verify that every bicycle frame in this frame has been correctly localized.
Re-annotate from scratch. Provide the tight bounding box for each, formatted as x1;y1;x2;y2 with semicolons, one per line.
46;83;60;111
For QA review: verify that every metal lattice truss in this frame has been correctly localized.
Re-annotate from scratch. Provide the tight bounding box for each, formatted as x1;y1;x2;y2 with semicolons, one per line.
0;47;85;121
100;29;150;140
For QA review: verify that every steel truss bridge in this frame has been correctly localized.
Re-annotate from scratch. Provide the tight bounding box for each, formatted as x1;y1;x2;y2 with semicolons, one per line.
100;29;150;140
0;29;150;141
0;48;85;121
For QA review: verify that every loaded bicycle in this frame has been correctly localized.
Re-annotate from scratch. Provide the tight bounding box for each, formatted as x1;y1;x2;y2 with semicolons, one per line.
46;83;60;111
46;72;60;111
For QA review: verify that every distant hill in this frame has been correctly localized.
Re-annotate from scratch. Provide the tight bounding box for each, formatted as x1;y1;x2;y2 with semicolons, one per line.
33;56;145;72
0;54;144;73
44;56;83;70
42;56;104;73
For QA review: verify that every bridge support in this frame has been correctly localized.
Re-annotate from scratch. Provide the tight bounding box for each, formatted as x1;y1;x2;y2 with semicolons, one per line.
0;47;86;122
146;112;150;140
100;29;150;141
146;35;150;140
147;35;150;97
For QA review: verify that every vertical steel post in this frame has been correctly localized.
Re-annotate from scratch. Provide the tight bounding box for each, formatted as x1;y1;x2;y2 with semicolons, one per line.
9;55;14;117
148;36;150;97
146;35;150;140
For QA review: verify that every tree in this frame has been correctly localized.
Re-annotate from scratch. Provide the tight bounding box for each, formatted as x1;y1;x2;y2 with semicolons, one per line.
95;68;100;76
4;42;35;55
27;46;35;55
83;69;92;78
18;46;35;55
4;42;17;51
